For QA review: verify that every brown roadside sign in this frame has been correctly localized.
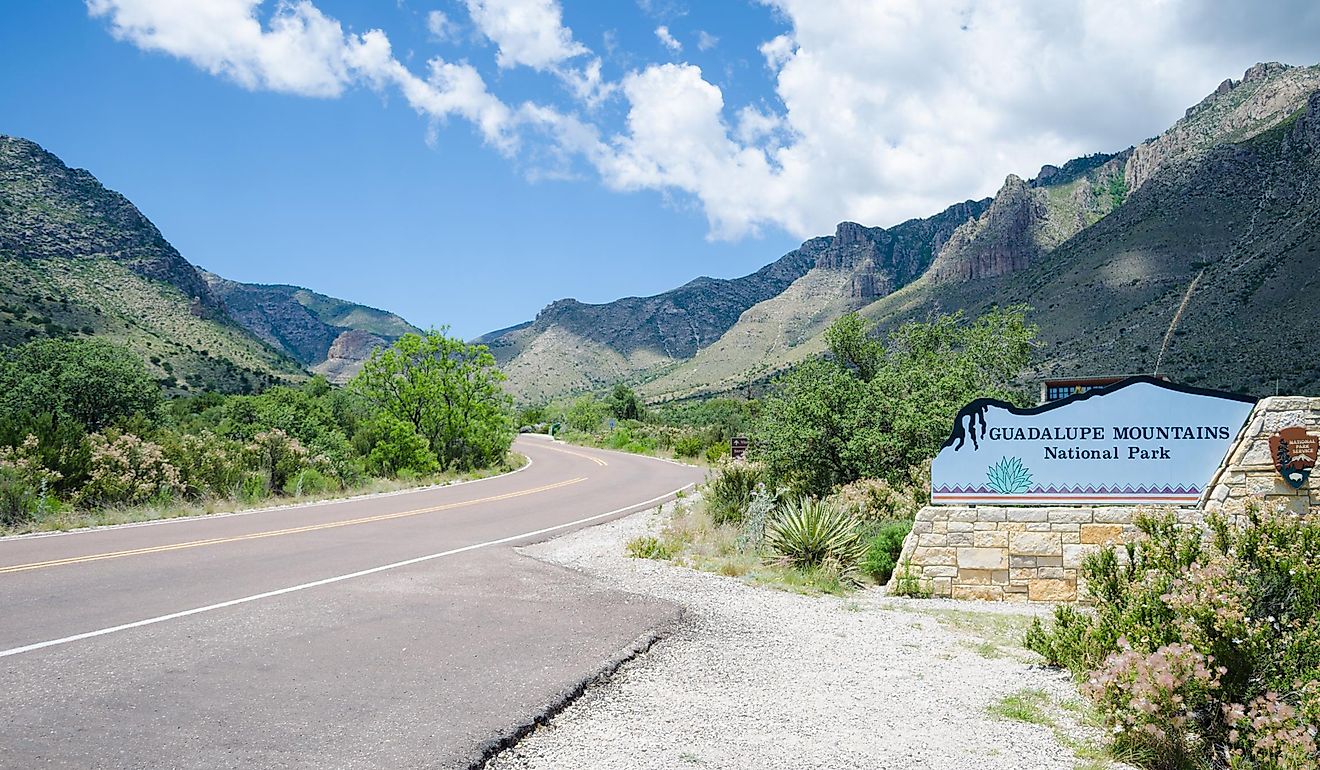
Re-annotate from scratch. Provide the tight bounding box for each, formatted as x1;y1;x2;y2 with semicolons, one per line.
1270;426;1317;490
730;436;750;460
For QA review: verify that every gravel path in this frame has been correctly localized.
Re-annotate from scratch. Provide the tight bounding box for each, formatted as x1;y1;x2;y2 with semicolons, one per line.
487;502;1117;770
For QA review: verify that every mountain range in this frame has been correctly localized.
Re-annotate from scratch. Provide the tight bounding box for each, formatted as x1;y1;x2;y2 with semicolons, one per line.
481;62;1320;402
0;135;418;392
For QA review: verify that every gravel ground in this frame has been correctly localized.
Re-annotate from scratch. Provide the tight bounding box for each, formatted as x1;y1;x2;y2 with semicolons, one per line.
487;501;1120;770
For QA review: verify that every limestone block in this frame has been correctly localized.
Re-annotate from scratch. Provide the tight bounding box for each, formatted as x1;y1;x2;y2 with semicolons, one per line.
1029;578;1077;602
952;584;1004;601
1080;524;1126;545
1038;566;1069;579
948;521;974;532
910;520;933;535
930;577;953;596
1009;556;1037;568
1002;590;1029;603
973;531;1008;548
998;522;1027;532
1242;442;1273;466
1003;583;1029;593
1060;532;1080;545
1026;522;1053;532
933;520;949;534
958;547;1009;570
1050;523;1081;532
1211;485;1230;503
922;565;959;579
973;521;998;531
1264;411;1307;433
1248;476;1300;497
1036;556;1064;568
1048;510;1093;524
913;547;956;566
1012;509;1050;522
1092;509;1136;524
976;509;1007;522
956;568;1000;586
1063;544;1100;569
947;533;974;547
949;509;979;522
1009;568;1036;582
1267;397;1310;412
1010;531;1061;556
919;533;948;548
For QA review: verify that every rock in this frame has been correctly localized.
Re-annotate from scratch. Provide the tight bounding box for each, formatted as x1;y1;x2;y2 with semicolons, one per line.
312;330;389;384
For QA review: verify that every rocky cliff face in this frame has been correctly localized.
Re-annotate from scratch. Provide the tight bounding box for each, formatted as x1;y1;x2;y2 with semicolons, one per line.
202;270;419;381
0;136;219;313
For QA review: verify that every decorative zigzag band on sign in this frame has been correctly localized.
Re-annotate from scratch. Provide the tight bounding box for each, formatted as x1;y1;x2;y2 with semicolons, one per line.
932;483;1203;506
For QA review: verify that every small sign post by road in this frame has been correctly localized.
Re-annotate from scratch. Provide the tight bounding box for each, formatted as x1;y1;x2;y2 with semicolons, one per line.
730;436;749;460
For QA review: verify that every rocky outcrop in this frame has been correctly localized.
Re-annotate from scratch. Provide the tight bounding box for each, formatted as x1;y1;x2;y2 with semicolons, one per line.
1126;63;1320;192
312;329;388;383
0;136;220;314
928;175;1043;281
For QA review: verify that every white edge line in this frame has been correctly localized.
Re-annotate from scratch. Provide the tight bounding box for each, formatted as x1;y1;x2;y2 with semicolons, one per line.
4;450;535;542
0;481;697;659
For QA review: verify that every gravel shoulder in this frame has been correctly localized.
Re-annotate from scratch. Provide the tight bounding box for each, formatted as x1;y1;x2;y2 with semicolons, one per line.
488;500;1119;770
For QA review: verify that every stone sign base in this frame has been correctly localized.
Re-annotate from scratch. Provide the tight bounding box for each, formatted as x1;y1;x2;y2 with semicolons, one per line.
887;504;1165;602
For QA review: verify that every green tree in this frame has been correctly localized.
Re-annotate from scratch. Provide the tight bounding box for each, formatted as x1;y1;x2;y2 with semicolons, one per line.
350;329;514;470
757;308;1036;496
564;395;608;432
0;339;161;433
606;384;647;421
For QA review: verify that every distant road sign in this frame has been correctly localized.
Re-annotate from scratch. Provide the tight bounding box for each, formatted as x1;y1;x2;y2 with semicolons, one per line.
730;436;750;459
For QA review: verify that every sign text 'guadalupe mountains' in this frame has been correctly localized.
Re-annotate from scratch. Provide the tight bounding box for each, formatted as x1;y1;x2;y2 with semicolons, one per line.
931;378;1256;506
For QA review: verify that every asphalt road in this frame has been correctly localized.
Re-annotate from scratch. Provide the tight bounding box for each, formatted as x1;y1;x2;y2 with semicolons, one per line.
0;436;703;769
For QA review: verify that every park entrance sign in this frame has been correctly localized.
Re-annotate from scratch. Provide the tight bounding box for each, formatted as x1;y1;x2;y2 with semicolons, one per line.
931;377;1256;506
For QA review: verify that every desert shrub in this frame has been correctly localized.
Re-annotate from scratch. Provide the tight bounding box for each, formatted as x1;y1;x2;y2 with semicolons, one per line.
0;467;37;528
829;472;928;524
246;429;322;494
75;432;183;506
283;468;334;497
604;426;657;454
626;535;677;560
736;482;779;553
239;471;269;502
365;415;439;478
766;496;865;572
563;395;609;433
705;441;729;464
706;461;763;525
860;519;913;583
160;429;246;498
674;432;705;458
1025;505;1320;769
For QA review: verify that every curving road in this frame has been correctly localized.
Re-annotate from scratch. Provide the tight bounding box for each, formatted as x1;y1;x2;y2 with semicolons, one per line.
0;435;703;769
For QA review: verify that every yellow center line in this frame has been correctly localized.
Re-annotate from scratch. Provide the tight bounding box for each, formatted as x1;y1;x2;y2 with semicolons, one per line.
0;477;587;576
534;443;608;466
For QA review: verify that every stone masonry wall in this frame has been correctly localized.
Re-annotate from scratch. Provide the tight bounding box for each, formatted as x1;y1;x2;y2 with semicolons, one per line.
889;396;1320;603
1205;396;1320;517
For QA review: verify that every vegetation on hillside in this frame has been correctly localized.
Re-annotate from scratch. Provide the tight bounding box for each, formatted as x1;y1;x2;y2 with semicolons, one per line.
0;330;516;533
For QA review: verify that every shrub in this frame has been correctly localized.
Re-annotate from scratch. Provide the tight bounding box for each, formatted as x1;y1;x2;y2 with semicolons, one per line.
1025;505;1320;769
705;442;729;464
0;466;37;528
626;535;677;560
75;432;183;507
283;468;334;497
766;496;865;572
736;482;779;554
829;474;927;524
860;519;913;583
674;433;705;458
246;429;320;494
365;415;439;478
706;461;763;525
160;429;246;498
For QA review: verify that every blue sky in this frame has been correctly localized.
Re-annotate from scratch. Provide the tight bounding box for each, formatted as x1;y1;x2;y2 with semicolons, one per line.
3;1;1318;338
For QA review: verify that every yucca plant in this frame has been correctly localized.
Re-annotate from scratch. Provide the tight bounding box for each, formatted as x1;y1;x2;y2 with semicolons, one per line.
706;461;764;525
766;496;865;571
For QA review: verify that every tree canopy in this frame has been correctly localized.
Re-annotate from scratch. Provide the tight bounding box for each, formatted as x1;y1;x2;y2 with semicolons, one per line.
350;329;514;471
0;338;161;433
756;307;1037;496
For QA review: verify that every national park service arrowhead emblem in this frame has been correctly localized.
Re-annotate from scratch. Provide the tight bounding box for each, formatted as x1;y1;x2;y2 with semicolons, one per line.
1270;427;1318;490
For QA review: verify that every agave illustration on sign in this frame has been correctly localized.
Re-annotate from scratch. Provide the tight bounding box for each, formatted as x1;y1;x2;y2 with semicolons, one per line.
986;456;1033;495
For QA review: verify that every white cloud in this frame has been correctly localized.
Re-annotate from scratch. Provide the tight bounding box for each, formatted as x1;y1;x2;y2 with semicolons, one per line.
425;10;456;42
654;26;681;53
88;0;518;149
462;0;586;70
695;30;718;51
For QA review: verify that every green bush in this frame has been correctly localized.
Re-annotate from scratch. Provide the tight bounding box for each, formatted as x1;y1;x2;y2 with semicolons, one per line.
705;442;729;464
706;462;762;525
1025;506;1320;768
283;468;334;497
828;473;928;524
766;496;865;572
626;535;677;560
365;415;439;478
0;466;37;528
674;433;705;458
860;519;913;583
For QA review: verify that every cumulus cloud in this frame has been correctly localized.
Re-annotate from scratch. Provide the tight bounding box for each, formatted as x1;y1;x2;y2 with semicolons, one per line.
462;0;586;70
425;10;457;42
89;0;1320;242
654;26;681;53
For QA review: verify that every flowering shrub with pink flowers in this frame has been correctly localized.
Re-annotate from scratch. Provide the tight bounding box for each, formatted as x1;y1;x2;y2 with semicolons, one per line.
1026;505;1320;769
